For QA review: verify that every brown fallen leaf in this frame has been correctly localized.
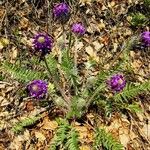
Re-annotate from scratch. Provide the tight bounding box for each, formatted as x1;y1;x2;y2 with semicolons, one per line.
79;0;92;5
79;145;91;150
42;118;58;130
34;131;46;141
100;35;110;46
0;98;10;106
9;130;30;149
92;41;103;50
108;1;116;8
131;60;143;73
75;126;88;139
98;20;106;30
74;125;94;144
10;47;18;63
119;128;130;148
86;46;99;62
25;101;34;111
19;17;29;29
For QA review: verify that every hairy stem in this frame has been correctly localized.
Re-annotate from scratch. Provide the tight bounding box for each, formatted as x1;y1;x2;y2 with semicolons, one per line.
74;37;78;71
58;25;66;64
65;31;72;65
85;84;105;109
44;57;70;105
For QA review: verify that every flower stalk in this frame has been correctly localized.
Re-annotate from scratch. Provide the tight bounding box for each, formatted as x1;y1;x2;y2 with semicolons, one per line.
74;37;78;72
85;83;106;109
43;56;70;105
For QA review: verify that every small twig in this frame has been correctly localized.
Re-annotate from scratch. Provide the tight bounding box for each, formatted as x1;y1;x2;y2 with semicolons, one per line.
46;0;52;34
0;10;6;32
0;81;12;85
5;106;49;121
68;32;72;50
66;31;72;61
128;112;150;145
3;0;9;38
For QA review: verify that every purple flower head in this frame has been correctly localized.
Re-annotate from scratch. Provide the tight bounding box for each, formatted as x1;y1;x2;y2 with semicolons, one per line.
71;23;86;36
27;80;48;99
53;3;70;22
141;31;150;46
107;74;126;92
33;33;53;55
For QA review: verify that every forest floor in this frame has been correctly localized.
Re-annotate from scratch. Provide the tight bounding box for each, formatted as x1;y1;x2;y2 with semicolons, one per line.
0;0;150;150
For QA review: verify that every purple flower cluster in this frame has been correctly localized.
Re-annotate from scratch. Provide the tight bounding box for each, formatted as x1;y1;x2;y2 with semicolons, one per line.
33;33;53;52
29;3;129;100
53;3;70;21
32;3;86;54
27;80;48;99
141;31;150;46
107;74;126;92
71;23;86;36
